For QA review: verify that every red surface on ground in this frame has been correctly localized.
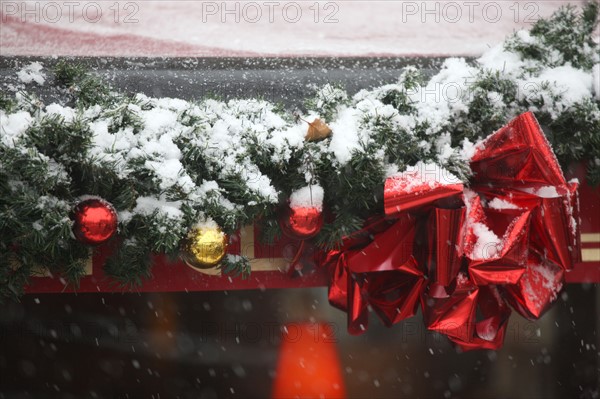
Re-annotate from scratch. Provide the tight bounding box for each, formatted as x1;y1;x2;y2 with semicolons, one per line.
2;1;587;57
0;15;260;57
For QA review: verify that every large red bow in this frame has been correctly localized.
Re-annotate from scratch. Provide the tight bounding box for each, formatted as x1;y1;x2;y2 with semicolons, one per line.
322;112;581;351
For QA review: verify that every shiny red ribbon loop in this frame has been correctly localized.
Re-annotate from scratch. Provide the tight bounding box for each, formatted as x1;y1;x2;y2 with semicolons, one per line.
422;278;511;351
450;286;511;351
502;253;565;319
324;215;426;335
422;276;479;343
425;208;465;287
464;193;532;285
529;181;582;270
470;111;566;188
384;164;464;215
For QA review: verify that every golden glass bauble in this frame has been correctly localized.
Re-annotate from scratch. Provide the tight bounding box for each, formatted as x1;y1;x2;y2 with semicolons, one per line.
181;226;228;268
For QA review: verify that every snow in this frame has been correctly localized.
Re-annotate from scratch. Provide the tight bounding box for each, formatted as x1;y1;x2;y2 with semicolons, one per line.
386;161;462;194
153;97;189;113
522;65;594;116
289;185;325;211
197;181;220;196
88;119;134;178
85;96;285;206
410;58;478;135
144;158;190;192
265;125;306;163
45;103;76;123
488;197;520;210
470;222;502;260
328;107;364;165
0;111;33;147
384;164;400;178
16;62;46;85
118;210;133;224
521;185;561;198
461;139;478;161
184;99;282;203
521;261;563;312
139;107;179;135
477;42;526;75
434;133;455;163
226;254;244;263
89;119;113;148
244;174;279;203
134;196;183;219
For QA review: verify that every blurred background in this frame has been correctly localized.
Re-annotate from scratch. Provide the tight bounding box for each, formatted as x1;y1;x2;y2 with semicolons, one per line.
0;284;598;398
0;0;591;57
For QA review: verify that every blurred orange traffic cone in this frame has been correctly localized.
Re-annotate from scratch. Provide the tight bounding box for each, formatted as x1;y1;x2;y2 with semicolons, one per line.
272;322;346;399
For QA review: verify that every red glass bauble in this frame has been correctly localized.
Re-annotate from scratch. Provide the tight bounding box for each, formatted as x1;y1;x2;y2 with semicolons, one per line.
280;206;323;240
72;199;118;245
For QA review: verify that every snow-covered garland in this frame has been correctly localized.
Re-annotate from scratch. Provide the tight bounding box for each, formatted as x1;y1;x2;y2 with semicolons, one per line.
0;3;599;299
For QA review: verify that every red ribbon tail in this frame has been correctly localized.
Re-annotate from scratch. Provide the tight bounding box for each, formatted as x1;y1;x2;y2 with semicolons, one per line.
287;240;305;277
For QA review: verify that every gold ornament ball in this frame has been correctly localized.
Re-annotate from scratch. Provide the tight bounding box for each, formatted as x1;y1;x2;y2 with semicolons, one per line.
182;226;228;268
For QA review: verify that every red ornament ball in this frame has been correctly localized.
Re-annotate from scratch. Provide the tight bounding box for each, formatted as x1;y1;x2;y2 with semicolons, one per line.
280;206;323;240
72;198;118;245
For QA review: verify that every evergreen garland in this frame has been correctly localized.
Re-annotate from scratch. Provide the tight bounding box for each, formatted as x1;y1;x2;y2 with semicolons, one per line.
1;3;598;301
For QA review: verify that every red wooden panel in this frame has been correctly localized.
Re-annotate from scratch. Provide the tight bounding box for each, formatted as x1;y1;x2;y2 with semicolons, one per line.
23;162;600;294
